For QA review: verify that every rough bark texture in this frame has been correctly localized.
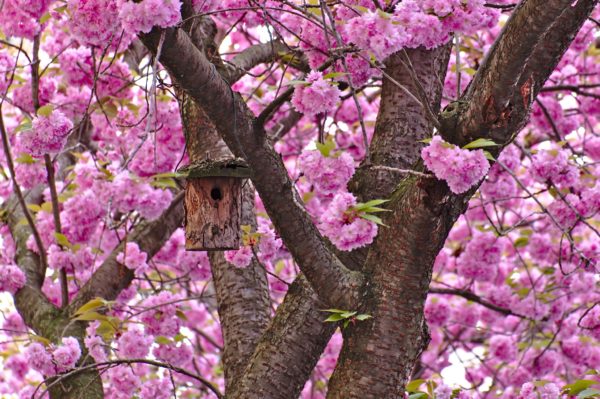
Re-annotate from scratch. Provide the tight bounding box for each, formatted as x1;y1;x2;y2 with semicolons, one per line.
325;45;453;398
130;1;599;397
443;0;594;147
354;45;452;200
228;276;336;399
327;177;470;398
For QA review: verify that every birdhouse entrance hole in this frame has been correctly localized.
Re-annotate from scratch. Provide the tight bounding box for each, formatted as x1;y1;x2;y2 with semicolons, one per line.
210;187;222;201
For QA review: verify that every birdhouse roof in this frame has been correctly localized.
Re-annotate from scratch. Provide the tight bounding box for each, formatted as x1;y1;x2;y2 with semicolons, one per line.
178;158;251;178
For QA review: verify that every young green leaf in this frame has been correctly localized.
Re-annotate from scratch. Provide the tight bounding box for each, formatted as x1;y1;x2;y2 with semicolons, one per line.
462;138;498;149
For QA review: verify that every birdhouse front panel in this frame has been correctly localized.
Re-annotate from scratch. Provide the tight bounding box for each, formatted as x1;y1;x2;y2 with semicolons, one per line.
184;176;243;251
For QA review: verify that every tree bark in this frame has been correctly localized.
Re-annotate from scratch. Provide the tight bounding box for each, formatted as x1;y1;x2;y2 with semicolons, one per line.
228;276;336;399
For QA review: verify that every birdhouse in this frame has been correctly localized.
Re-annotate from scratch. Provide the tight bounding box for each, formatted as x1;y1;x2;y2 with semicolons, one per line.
179;159;251;251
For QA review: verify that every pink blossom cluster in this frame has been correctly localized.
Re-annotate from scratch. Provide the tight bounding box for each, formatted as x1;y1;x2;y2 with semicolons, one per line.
341;0;499;61
25;337;81;376
518;382;560;399
67;0;121;46
21;110;73;157
529;146;578;188
12;77;56;113
456;232;502;282
319;192;378;251
140;291;183;336
257;218;283;263
298;149;355;195
119;0;182;34
108;173;173;220
224;245;253;268
291;71;341;117
116;242;149;271
153;341;193;368
47;245;94;272
421;136;490;194
342;11;405;61
116;326;153;358
0;0;42;38
0;265;26;294
0;52;14;96
1;1;600;397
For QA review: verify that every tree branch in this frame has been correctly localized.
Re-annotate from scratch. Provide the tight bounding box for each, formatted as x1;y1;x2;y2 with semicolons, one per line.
223;40;309;84
429;287;526;318
67;192;185;313
228;276;337;399
442;0;585;147
139;27;363;309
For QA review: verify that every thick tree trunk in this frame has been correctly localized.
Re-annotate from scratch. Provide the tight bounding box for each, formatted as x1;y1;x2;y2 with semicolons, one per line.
228;276;336;399
327;177;466;398
326;46;452;398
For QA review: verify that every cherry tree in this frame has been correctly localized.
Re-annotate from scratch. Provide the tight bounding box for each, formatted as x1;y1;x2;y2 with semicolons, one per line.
0;0;599;398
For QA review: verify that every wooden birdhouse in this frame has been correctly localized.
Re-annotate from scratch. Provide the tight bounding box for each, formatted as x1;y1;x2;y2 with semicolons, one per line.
179;159;251;251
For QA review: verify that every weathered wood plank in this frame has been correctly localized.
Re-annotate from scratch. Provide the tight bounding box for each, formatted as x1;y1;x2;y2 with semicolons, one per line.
185;177;242;250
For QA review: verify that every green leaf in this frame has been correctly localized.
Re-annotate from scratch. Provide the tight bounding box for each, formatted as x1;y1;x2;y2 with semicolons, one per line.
514;237;529;248
27;204;42;213
408;392;429;399
354;199;390;212
563;380;599;395
340;311;357;318
359;213;388;227
315;138;336;158
286;80;310;86
29;334;51;346
355;314;372;321
37;104;53;117
324;313;346;322
54;232;72;248
152;171;188;179
174;333;186;342
74;297;108;316
15;153;35;164
39;12;51;24
74;311;108;322
176;309;188;321
323;72;348;80
483;150;496;161
14;121;32;133
96;320;117;340
40;202;53;213
463;138;498;149
406;379;426;393
155;336;172;345
150;178;177;189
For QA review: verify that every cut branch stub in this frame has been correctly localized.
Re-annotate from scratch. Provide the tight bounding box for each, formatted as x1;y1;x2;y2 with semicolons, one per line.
180;159;251;251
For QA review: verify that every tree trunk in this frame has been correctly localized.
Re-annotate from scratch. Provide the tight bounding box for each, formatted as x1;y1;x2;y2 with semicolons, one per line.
228;276;336;399
178;92;272;390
